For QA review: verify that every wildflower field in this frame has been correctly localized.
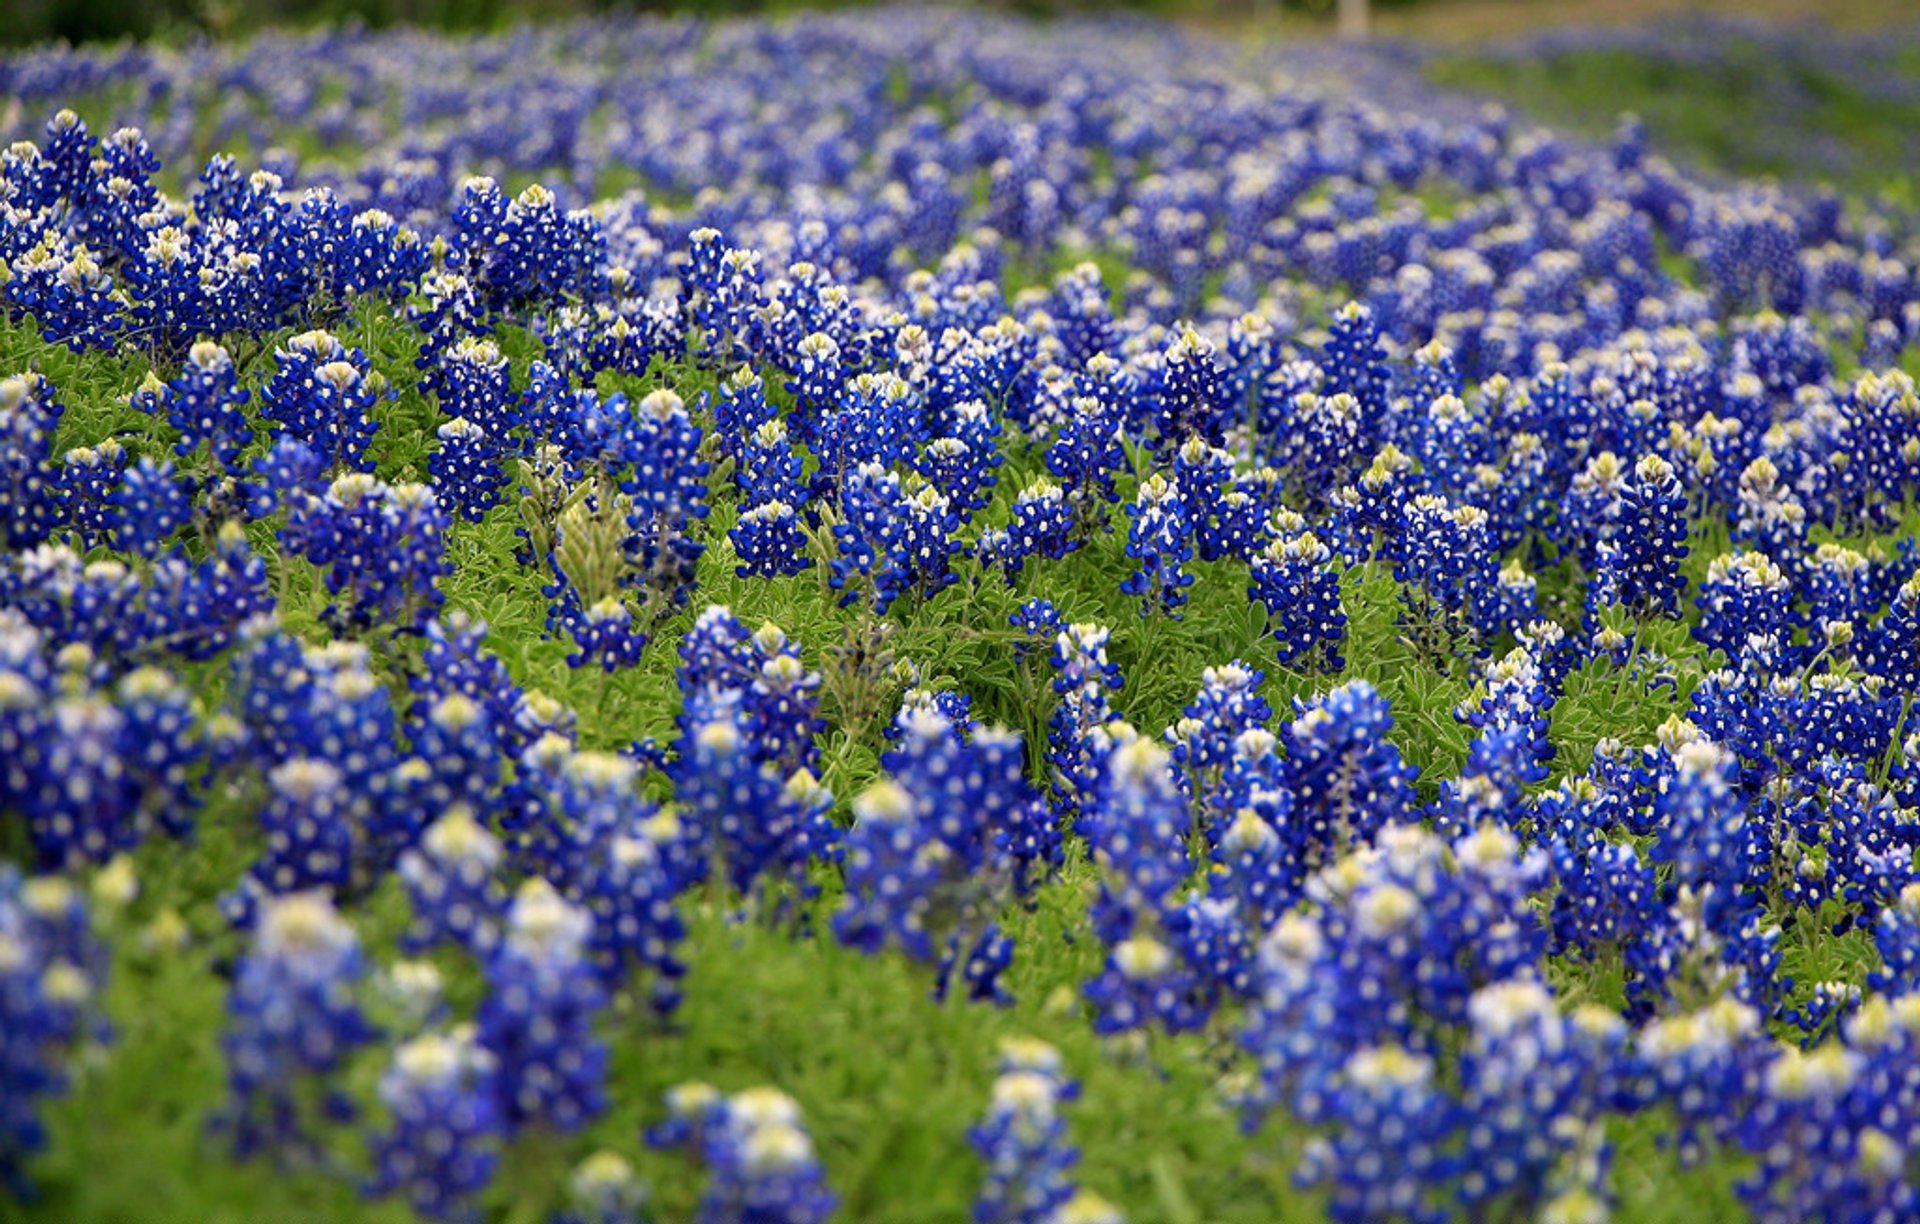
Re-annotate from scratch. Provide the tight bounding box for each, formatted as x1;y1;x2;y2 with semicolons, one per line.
5;8;1920;1223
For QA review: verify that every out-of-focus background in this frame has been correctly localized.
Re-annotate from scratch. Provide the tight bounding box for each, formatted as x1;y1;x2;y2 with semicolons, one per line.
7;0;1919;204
8;0;1911;46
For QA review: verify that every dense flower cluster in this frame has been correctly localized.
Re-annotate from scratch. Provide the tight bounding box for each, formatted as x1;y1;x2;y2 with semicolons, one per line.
5;6;1920;1221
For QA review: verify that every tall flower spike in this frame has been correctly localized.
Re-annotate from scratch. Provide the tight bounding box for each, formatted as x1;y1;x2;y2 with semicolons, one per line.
164;341;253;472
555;1150;653;1224
217;892;377;1158
970;1039;1083;1224
1119;473;1194;619
1591;454;1688;619
477;880;607;1135
365;1026;499;1223
398;805;506;956
691;1086;837;1224
0;870;108;1195
1250;526;1346;668
1282;681;1416;860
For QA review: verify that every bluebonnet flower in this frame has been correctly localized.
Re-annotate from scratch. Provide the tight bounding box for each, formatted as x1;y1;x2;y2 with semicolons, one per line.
1119;474;1194;619
336;207;428;301
259;330;383;474
1209;793;1305;939
430;418;505;523
0;547;137;661
73;519;269;662
1868;884;1920;995
1281;681;1417;856
553;593;651;673
713;369;777;461
1249;524;1346;668
1294;1044;1458;1224
8;236;125;353
111;664;207;839
1080;739;1209;1033
398;805;506;957
1559;451;1628;568
223;757;358;926
56;440;127;552
987;478;1079;578
410;272;490;377
740;622;828;778
970;1038;1083;1224
544;480;659;670
784;329;846;427
0;871;107;1195
578;816;688;1012
8;657;210;867
813;372;921;496
736;420;808;510
454;179;603;315
1241;823;1549;1140
1393;494;1496;647
1697;196;1803;313
672;694;823;900
554;1151;653;1224
1731;455;1807;561
674;608;762;728
477;879;608;1134
1169;438;1235;558
365;1027;499;1223
830;463;961;615
0;374;66;554
1165;660;1271;825
836;709;1046;1005
1324;298;1390;411
614;388;710;607
731;501;813;580
407;612;537;747
685;229;765;364
1591;454;1688;618
1455;981;1626;1215
427;335;518;437
1045;622;1125;820
652;1084;837;1224
150;343;250;475
108;455;190;558
1196;483;1267;566
1456;645;1558;788
1156;327;1231;449
1043;387;1128;533
503;747;649;898
1330;443;1415;562
1803;543;1878;639
1479;559;1539;644
1010;599;1065;656
1863;570;1920;691
216;891;378;1158
1409;391;1488;500
1729;1043;1915;1224
918;399;1002;522
291;475;452;633
1694;550;1792;664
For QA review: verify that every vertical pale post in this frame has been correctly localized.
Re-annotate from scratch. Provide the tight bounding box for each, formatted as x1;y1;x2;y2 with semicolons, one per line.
1337;0;1370;39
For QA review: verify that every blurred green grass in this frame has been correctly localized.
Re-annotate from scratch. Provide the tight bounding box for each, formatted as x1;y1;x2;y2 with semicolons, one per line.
1427;34;1920;206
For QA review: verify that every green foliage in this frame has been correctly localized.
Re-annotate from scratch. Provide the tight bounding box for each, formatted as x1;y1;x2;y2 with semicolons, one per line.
1428;37;1920;206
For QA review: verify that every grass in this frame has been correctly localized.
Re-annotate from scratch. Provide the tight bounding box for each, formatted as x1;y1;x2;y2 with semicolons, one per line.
1425;28;1920;206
